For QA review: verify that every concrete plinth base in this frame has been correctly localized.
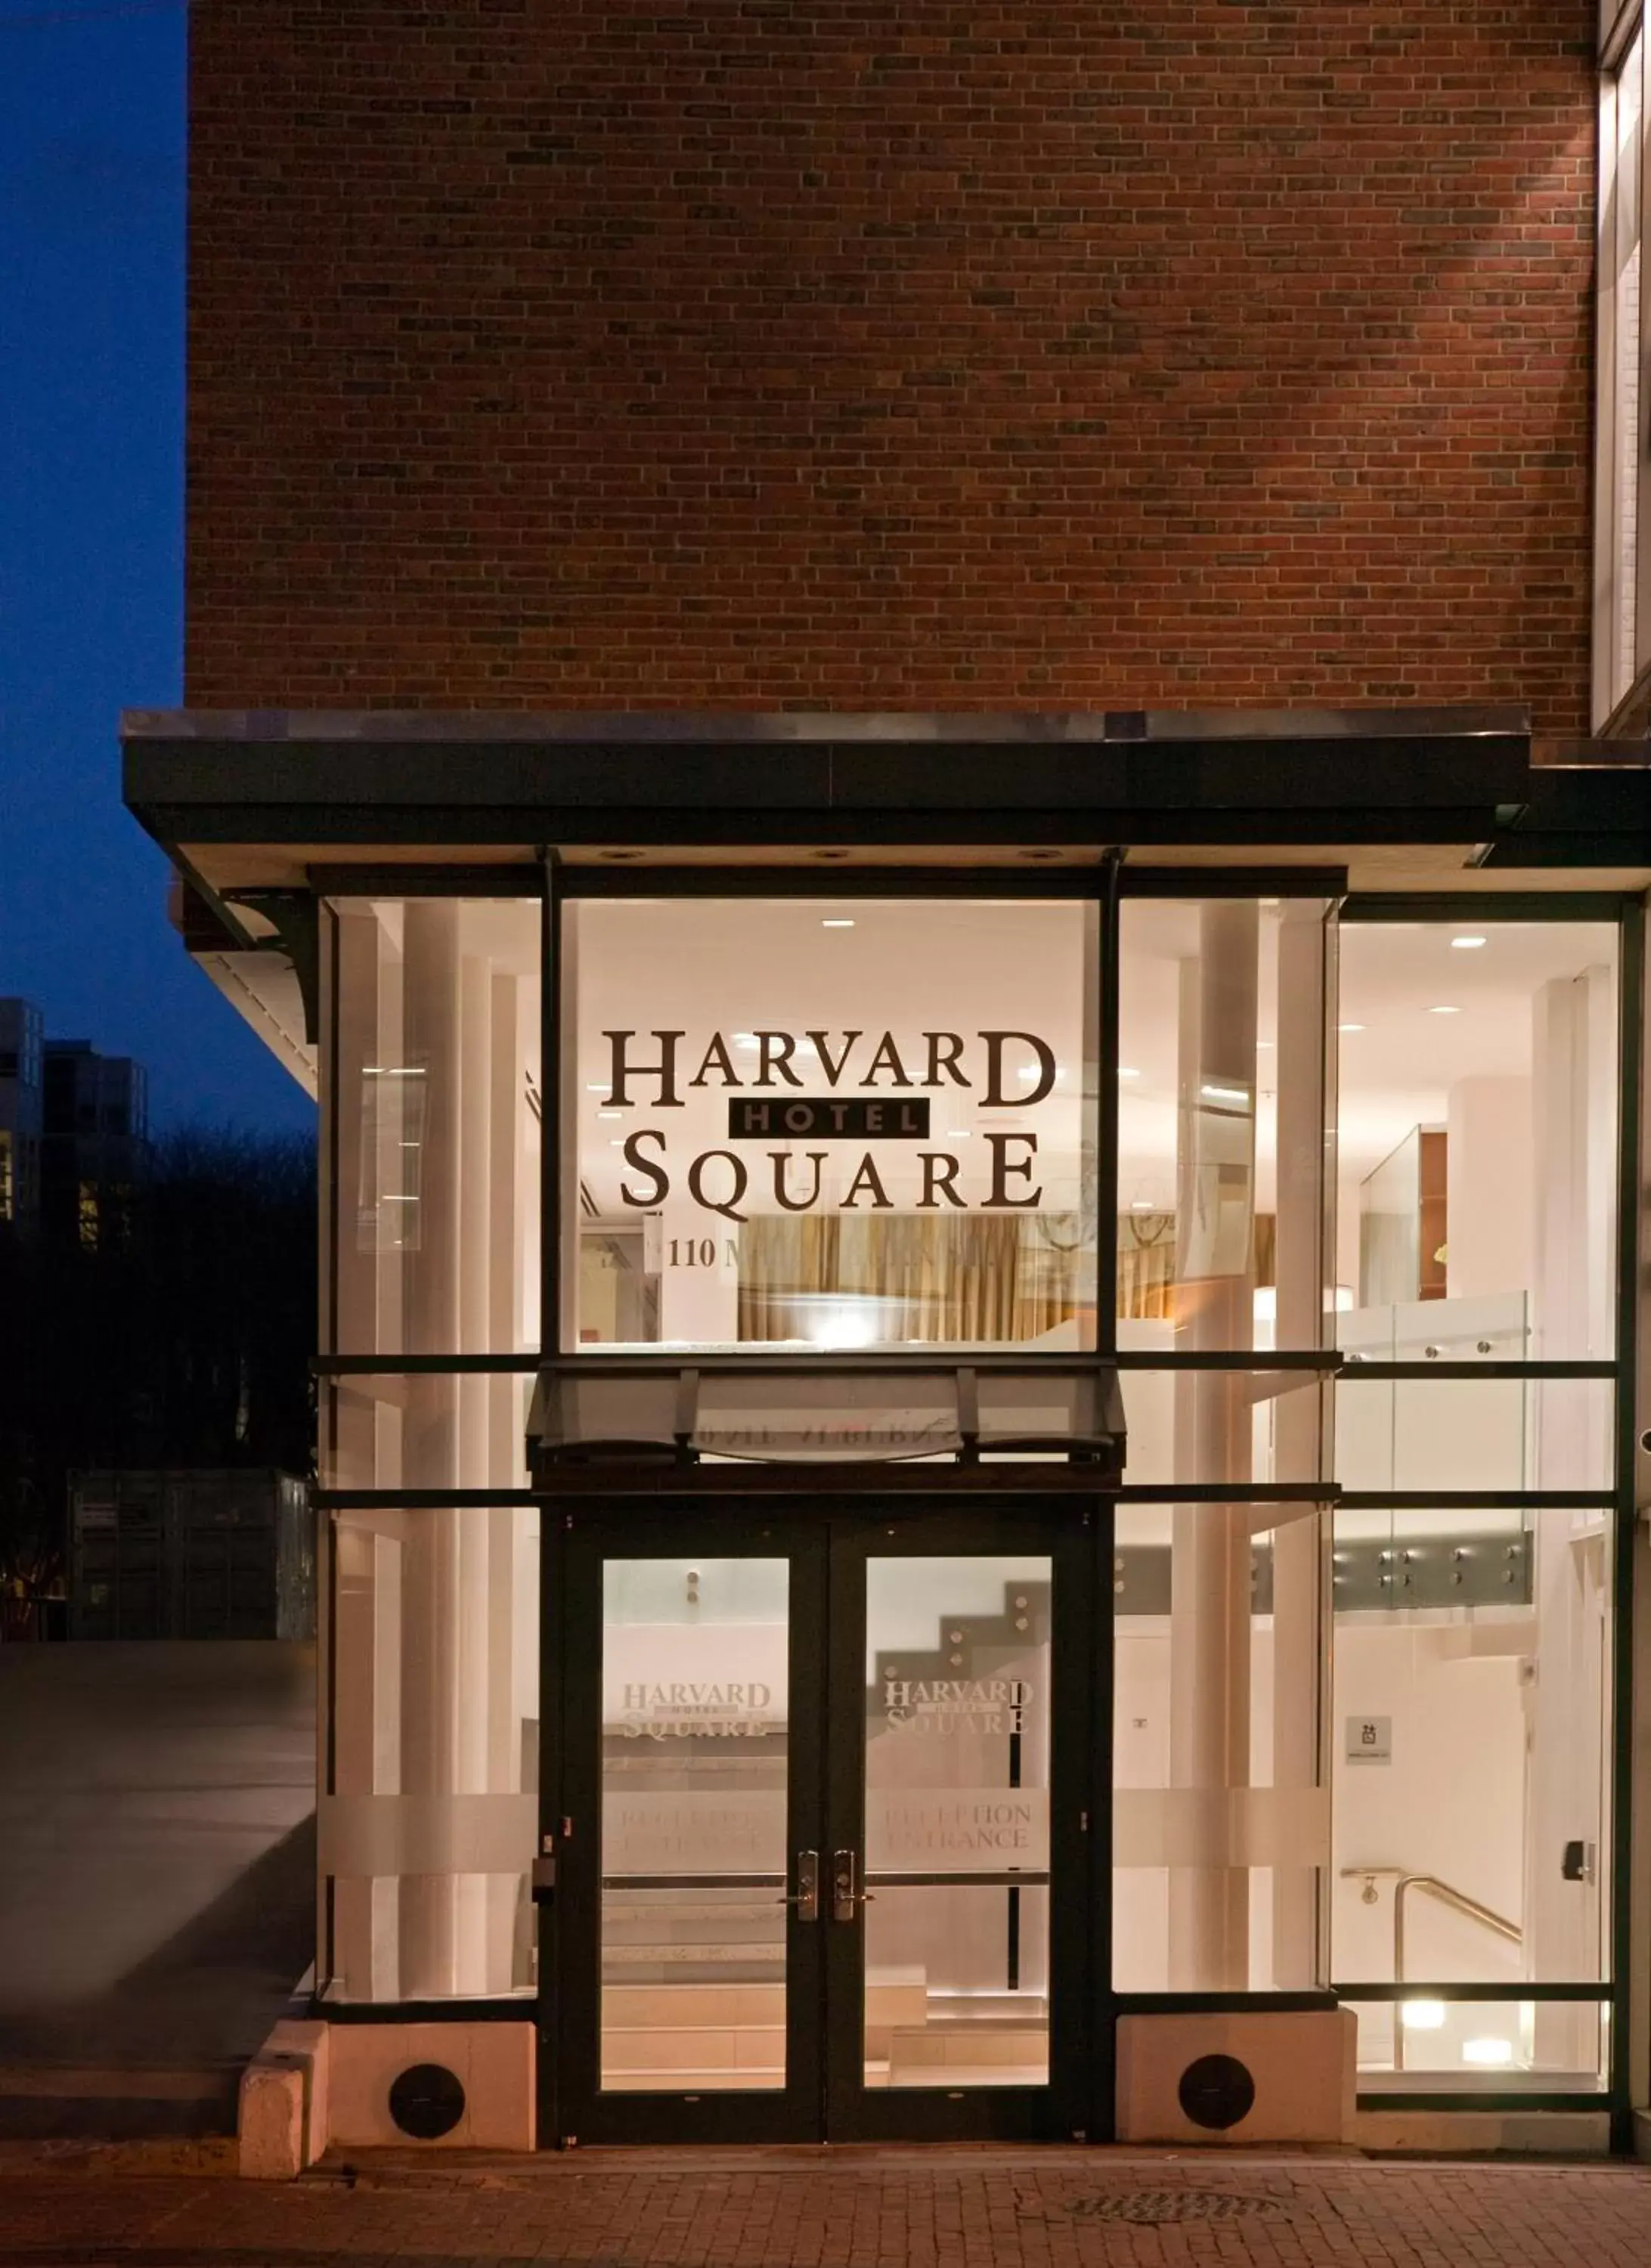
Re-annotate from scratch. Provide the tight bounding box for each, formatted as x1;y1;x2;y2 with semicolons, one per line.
1116;2010;1356;2144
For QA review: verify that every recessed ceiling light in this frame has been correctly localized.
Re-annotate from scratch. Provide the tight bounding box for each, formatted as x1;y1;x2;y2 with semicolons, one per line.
1451;935;1488;950
585;1083;606;1093
1130;1200;1156;1213
1256;1040;1275;1050
820;917;855;928
597;1109;621;1120
1338;1023;1365;1034
608;1139;626;1148
1428;1004;1461;1016
1117;1067;1142;1080
946;1129;971;1139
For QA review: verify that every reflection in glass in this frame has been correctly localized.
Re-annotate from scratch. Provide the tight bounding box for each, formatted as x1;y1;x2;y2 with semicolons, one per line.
863;1555;1052;2087
599;1559;789;2092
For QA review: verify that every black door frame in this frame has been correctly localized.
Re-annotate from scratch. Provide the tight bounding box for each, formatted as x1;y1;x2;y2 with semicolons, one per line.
541;1490;1108;2147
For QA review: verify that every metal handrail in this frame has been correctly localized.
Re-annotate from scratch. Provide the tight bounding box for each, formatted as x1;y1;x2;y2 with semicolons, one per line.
1340;1866;1522;2071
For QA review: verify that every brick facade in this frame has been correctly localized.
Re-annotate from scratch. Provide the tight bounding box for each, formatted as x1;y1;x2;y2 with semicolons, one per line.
186;3;1596;725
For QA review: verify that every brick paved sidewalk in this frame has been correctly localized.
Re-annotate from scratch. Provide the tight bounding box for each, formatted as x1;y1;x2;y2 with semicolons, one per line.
2;2148;1650;2267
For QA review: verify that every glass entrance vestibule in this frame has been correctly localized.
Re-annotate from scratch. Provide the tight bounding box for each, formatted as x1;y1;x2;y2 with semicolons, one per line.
310;871;1638;2142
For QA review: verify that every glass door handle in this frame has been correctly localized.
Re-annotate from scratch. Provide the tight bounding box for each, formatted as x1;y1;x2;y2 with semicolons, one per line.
777;1849;819;1923
832;1848;875;1922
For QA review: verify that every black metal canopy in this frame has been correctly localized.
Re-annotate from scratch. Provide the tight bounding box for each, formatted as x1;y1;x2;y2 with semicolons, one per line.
119;703;1646;861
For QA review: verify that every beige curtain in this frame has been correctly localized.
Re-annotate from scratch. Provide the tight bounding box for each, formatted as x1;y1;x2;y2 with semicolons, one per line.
737;1213;1078;1345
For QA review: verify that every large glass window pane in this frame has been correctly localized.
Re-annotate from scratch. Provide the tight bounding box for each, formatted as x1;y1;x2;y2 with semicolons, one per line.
864;1555;1052;2087
1336;922;1618;1363
321;1371;534;1493
599;1558;789;2092
328;898;542;1362
1117;898;1332;1351
319;1504;541;2003
1331;1503;1612;2024
1343;2000;1607;2093
565;898;1098;1353
1113;1504;1327;1991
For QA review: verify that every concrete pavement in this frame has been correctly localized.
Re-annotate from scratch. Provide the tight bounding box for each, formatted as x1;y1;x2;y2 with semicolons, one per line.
0;1642;315;2138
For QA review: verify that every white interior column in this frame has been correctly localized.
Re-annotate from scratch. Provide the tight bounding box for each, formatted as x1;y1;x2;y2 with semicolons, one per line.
486;967;527;1989
1528;965;1617;2068
328;908;401;1994
398;900;465;1997
1446;1076;1534;1304
1271;901;1327;1988
1169;902;1258;1989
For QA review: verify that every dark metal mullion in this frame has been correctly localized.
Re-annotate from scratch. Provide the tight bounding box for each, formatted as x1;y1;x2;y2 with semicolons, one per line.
1341;891;1638;924
314;1490;541;1510
1118;866;1346;900
1091;1498;1115;2140
558;866;1113;901
1096;848;1122;1349
1611;893;1644;2145
1339;1489;1615;1512
1341;1361;1619;1381
541;852;560;1360
314;1354;539;1374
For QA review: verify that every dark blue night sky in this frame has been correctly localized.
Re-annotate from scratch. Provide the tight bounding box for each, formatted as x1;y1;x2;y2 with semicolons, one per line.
1;2;315;1135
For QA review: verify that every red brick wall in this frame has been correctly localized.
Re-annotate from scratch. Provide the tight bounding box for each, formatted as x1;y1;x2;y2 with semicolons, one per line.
186;3;1597;725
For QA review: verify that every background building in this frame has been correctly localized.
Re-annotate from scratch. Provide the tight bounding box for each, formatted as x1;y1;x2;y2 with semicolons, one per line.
0;1000;45;1238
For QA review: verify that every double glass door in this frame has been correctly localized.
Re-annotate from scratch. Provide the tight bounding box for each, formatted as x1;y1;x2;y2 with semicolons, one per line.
549;1504;1097;2144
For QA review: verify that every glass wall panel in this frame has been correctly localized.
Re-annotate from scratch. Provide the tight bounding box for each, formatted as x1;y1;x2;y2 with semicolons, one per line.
321;1372;534;1494
1117;898;1332;1350
328;898;542;1362
1331;1502;1612;2061
1120;1369;1327;1492
1336;1375;1613;1499
1113;1502;1327;1991
599;1557;790;2093
865;1554;1052;2087
1335;922;1619;1362
1343;2000;1607;2092
318;1503;541;2003
565;898;1098;1352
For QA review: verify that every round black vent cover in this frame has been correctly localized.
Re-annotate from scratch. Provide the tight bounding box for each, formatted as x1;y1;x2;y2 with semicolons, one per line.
388;2061;466;2140
1177;2052;1256;2131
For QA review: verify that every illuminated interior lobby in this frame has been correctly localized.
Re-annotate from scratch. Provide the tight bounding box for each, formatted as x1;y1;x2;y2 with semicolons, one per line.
122;713;1649;2156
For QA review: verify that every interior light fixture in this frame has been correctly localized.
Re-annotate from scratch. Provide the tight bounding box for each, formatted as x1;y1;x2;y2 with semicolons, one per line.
1401;2000;1447;2031
1200;1082;1250;1106
1256;1040;1275;1050
1451;935;1488;950
946;1129;972;1139
1461;2037;1514;2066
597;1109;621;1120
820;917;855;928
1338;1023;1365;1034
1117;1067;1142;1080
585;1082;606;1093
1428;1004;1462;1016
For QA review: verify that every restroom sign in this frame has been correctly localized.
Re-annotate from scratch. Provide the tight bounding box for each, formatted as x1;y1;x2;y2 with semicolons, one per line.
1345;1715;1392;1767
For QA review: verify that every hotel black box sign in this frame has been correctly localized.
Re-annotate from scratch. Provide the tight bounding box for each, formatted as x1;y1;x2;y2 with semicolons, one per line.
727;1097;931;1139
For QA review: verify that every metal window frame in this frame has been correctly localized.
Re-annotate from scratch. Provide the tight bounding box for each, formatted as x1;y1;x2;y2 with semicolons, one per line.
307;870;1646;2143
